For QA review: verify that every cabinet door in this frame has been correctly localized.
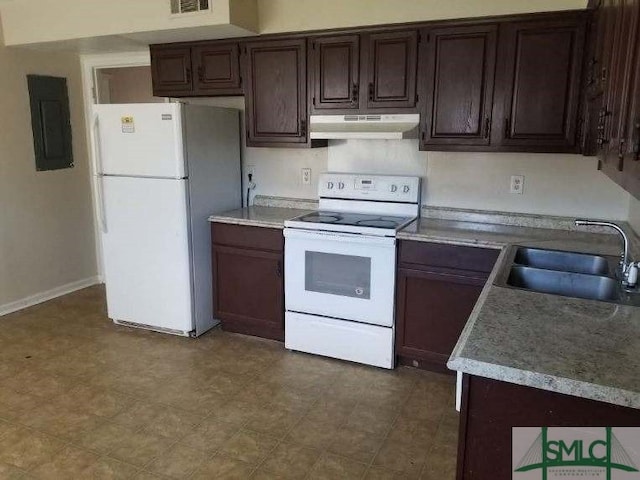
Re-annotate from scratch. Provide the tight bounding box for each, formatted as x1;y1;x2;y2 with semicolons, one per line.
617;1;640;198
244;38;308;146
212;245;284;341
494;16;586;151
310;35;360;111
581;5;609;155
364;30;418;110
458;375;640;480
150;45;193;97
192;43;242;96
420;25;497;148
601;1;640;177
395;268;485;371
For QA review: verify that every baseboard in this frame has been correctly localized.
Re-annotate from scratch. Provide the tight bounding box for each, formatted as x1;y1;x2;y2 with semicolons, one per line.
0;276;101;317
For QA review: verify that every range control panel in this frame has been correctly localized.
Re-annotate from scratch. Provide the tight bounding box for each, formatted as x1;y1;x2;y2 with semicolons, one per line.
318;173;421;203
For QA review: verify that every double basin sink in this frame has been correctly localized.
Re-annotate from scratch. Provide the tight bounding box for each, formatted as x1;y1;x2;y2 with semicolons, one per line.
499;246;639;306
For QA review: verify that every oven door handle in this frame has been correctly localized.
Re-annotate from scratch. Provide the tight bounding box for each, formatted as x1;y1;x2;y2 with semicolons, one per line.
283;228;396;246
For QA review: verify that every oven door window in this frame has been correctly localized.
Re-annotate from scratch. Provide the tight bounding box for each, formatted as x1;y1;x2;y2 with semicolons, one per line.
305;251;371;299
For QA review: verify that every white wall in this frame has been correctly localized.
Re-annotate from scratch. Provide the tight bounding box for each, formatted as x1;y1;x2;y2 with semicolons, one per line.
628;195;640;234
185;95;631;219
0;0;257;47
0;18;98;312
1;0;586;48
257;0;589;34
424;152;630;218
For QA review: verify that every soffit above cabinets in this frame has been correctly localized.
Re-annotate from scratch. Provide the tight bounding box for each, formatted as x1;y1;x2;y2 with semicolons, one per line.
0;0;589;53
0;0;258;53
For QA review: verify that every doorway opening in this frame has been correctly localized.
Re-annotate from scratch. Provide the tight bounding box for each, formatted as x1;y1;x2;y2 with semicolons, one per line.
94;66;163;104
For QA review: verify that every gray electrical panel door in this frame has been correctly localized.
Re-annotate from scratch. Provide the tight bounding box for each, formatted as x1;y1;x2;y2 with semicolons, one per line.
27;75;74;171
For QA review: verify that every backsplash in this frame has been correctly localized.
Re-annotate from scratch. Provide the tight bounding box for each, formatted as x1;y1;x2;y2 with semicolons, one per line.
186;97;630;220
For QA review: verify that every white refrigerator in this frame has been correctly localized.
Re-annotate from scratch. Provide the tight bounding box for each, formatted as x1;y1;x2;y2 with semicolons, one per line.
93;103;241;337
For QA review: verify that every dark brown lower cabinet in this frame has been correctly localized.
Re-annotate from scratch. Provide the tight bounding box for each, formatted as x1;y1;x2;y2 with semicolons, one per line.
396;269;485;372
395;241;499;373
457;375;640;480
211;223;284;341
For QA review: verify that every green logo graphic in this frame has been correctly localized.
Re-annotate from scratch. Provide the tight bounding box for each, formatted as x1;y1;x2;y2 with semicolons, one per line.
514;427;639;480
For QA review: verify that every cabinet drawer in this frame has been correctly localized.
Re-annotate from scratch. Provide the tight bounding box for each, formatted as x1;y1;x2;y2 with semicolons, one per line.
211;223;283;252
398;240;499;274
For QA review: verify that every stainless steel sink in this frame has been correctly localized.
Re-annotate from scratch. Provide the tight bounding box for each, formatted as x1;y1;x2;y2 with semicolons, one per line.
495;246;640;305
506;266;619;302
513;247;610;276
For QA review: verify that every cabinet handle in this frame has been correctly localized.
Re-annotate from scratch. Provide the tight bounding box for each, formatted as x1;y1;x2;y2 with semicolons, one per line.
351;83;359;104
197;65;204;82
300;119;307;137
185;67;192;84
368;83;374;102
619;138;627;160
504;118;510;139
633;119;640;161
483;118;490;139
276;261;283;278
597;108;612;148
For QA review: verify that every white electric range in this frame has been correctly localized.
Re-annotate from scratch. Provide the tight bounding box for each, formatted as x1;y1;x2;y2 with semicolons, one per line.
283;173;421;369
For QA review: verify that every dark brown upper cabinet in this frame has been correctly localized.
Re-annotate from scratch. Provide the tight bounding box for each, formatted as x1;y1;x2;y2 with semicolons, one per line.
493;15;587;152
310;35;360;112
150;45;193;97
600;1;640;179
621;52;640;198
149;10;590;152
589;0;640;199
243;38;310;147
419;25;497;149
192;43;242;96
364;30;419;110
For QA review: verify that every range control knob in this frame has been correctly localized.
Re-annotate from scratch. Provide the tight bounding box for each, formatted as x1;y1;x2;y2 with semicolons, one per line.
402;185;410;193
327;181;334;190
390;184;398;193
338;182;345;190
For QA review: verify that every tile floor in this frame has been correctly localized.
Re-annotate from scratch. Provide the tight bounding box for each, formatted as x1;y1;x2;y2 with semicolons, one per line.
0;286;458;479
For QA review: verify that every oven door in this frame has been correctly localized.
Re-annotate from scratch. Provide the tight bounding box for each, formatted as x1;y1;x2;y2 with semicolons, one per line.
284;228;396;326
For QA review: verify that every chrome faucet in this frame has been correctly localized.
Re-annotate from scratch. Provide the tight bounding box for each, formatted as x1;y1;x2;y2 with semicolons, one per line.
575;219;637;288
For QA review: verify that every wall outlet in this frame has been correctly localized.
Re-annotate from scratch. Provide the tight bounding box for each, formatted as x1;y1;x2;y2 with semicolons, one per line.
245;165;256;182
301;168;311;185
510;175;524;194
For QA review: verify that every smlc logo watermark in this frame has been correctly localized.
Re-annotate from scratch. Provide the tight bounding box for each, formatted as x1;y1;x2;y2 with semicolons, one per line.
513;427;640;480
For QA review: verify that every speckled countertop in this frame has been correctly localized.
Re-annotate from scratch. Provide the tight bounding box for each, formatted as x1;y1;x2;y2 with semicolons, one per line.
210;202;640;409
403;217;640;409
398;217;623;251
207;206;313;229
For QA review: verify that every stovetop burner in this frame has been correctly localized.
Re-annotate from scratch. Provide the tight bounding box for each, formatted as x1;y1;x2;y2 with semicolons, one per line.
292;210;413;230
355;219;399;228
299;213;342;223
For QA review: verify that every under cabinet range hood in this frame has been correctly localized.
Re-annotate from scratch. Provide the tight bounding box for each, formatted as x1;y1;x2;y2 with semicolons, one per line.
309;114;420;140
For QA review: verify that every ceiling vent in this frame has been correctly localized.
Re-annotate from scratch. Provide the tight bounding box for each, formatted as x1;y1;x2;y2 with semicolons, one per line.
170;0;210;15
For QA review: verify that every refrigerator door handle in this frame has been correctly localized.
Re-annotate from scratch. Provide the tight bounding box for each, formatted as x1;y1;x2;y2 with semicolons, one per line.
93;115;108;233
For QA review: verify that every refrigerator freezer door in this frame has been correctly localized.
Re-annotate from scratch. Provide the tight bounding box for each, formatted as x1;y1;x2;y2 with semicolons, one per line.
101;176;193;334
94;103;185;178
